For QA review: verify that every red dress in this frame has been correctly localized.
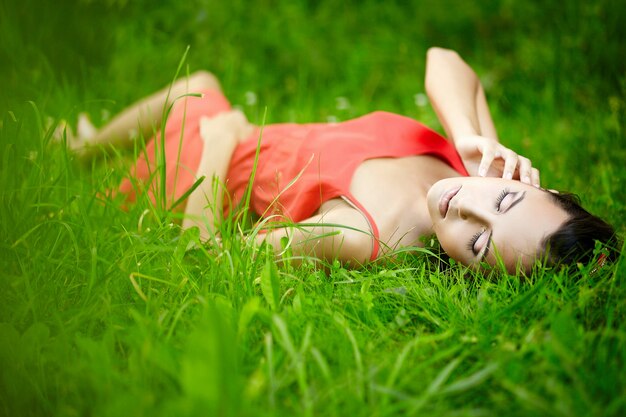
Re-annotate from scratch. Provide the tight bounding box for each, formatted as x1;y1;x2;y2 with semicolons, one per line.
119;89;469;260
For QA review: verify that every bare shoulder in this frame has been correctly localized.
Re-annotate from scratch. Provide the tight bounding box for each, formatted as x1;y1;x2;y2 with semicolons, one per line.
349;156;452;251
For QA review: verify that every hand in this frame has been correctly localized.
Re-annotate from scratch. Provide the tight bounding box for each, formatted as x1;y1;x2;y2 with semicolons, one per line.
454;134;540;187
199;109;253;144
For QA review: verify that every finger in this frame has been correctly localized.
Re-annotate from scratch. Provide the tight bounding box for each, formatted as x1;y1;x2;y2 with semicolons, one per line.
531;167;541;188
478;148;496;177
517;156;532;184
502;151;519;180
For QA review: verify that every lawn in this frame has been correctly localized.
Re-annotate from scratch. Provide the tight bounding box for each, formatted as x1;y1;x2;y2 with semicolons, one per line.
1;0;625;416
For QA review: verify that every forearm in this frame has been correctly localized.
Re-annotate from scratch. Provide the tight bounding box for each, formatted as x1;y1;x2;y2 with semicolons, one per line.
425;47;494;140
256;206;373;266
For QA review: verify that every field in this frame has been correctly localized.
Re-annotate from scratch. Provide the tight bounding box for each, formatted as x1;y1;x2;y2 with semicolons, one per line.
1;0;625;416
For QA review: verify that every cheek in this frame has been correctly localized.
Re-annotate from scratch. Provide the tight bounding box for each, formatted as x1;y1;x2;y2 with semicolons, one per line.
486;232;536;273
434;223;470;261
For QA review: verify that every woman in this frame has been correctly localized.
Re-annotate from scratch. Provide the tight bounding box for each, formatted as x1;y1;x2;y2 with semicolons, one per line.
65;47;617;273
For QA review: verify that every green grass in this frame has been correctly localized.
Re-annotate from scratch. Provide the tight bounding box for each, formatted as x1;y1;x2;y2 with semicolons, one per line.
1;0;625;416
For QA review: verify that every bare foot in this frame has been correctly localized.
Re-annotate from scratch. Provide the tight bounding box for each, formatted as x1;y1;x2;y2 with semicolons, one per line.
52;113;97;153
77;113;97;143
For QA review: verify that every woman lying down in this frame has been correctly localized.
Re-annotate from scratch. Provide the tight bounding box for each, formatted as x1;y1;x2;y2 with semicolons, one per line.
61;47;618;273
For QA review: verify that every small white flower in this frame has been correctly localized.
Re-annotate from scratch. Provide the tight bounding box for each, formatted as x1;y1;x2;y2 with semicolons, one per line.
335;96;350;110
245;91;258;106
414;93;428;107
196;9;207;22
480;74;494;90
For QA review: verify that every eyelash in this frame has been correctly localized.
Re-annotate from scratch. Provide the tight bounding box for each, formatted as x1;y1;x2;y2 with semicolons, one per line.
494;188;510;211
467;231;483;255
467;188;511;255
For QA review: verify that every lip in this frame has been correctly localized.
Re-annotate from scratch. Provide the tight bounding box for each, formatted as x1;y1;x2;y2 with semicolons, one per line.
439;186;462;218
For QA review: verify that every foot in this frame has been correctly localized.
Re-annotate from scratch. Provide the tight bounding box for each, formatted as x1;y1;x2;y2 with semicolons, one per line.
77;113;97;143
52;113;97;153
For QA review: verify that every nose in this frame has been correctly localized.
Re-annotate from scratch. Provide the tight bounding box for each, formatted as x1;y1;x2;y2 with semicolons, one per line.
456;198;490;222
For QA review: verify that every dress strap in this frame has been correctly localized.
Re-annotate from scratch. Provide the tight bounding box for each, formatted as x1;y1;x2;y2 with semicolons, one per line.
341;195;380;262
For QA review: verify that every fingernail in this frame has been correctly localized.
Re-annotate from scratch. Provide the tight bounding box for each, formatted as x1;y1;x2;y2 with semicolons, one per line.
522;175;530;183
479;168;486;177
505;172;513;180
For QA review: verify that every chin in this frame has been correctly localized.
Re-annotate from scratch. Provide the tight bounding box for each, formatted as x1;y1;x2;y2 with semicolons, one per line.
426;183;439;219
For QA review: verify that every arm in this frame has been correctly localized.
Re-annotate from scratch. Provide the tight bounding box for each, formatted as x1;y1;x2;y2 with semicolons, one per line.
256;201;374;266
183;110;251;240
425;47;540;186
425;47;488;140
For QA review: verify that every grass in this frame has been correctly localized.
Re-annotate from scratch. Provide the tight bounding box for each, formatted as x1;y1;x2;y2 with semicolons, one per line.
1;0;625;416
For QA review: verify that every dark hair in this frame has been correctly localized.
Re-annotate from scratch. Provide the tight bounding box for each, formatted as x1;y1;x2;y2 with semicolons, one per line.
542;191;619;266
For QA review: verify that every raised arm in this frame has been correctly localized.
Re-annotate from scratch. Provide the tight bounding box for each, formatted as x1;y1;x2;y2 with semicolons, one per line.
425;47;497;140
425;47;540;186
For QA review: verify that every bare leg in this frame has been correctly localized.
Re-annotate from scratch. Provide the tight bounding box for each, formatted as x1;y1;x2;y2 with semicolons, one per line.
68;71;221;156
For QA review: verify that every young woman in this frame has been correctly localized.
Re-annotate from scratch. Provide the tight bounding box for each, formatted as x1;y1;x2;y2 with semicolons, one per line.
64;47;617;273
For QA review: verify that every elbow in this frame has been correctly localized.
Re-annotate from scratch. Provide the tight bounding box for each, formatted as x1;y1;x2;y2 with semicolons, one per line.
333;228;373;266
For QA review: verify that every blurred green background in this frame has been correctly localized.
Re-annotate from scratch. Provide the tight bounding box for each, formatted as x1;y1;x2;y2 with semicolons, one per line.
1;1;625;416
2;0;625;209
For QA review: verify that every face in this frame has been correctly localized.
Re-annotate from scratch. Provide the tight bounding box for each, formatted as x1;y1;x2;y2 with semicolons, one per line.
427;177;570;273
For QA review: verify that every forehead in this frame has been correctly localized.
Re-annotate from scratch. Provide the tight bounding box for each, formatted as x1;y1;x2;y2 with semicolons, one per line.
487;190;569;271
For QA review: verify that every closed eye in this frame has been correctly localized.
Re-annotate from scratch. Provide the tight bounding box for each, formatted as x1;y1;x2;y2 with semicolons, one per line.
495;189;510;211
467;231;482;255
467;228;491;257
496;189;526;213
468;189;526;258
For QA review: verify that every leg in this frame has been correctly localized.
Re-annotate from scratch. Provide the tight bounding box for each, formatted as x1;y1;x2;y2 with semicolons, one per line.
73;71;221;155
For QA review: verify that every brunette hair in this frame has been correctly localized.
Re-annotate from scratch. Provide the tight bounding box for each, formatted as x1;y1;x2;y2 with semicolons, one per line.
542;191;619;266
